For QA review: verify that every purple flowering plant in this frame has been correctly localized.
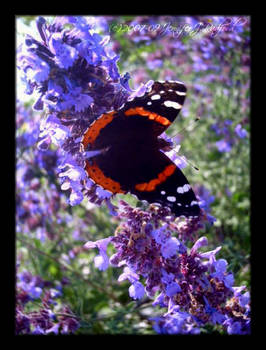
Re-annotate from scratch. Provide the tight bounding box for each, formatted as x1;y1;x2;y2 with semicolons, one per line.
16;16;250;334
16;268;80;334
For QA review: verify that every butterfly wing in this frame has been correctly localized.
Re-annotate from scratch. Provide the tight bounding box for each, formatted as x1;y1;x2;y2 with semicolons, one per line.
86;144;200;217
119;80;187;136
82;80;187;151
126;149;200;217
81;80;200;217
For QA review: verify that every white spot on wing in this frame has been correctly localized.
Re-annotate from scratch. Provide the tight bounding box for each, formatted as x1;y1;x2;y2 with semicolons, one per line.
164;100;182;109
183;184;191;192
176;91;186;96
172;80;184;85
147;101;152;105
161;190;166;195
151;94;161;100
177;184;191;194
177;186;184;194
167;196;176;202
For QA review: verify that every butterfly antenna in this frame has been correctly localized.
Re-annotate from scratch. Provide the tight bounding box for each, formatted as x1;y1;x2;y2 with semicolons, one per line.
168;116;200;171
179;154;199;172
170;146;199;172
171;117;201;139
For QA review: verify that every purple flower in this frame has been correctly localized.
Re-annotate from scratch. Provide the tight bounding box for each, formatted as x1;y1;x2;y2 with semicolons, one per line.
147;58;163;70
152;224;169;244
117;267;146;300
102;54;120;80
152;292;167;308
191;236;208;254
129;281;145;300
82;198;250;334
232;285;246;297
212;259;228;279
235;124;247;138
94;253;109;271
49;33;78;69
17;16;131;210
58;157;88;205
30;60;50;83
18;49;50;84
165;281;181;297
227;321;242;334
16;311;31;334
17;271;44;300
16;268;80;334
210;259;234;288
161;237;180;258
211;123;221;135
16;103;69;241
215;139;232;152
118;267;139;282
59;161;87;182
105;198;119;216
28;286;43;299
96;186;113;200
199;246;222;265
194;185;216;224
46;323;60;334
224;119;233;126
60;88;94;112
84;237;113;271
211;118;246;153
203;296;225;324
32;325;46;334
128;79;154;100
238;291;250;308
223;317;244;335
119;72;133;92
224;273;234;288
151;311;200;334
38;115;70;149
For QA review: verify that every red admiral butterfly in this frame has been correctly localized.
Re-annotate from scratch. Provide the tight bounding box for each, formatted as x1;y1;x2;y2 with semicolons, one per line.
81;81;200;217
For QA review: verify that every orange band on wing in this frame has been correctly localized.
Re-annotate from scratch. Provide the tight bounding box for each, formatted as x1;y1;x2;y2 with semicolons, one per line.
125;107;171;127
85;160;125;194
82;111;116;149
135;164;176;192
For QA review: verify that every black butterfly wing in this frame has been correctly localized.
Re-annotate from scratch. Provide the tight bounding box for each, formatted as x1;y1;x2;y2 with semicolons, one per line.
81;80;200;217
82;80;187;151
90;144;200;217
128;149;200;217
119;80;187;136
